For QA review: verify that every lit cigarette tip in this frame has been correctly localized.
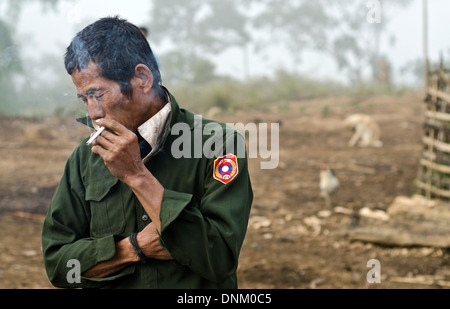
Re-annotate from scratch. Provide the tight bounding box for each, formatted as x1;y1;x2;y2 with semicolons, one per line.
86;126;105;145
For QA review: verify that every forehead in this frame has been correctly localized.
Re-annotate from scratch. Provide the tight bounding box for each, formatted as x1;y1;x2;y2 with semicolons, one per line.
71;61;118;93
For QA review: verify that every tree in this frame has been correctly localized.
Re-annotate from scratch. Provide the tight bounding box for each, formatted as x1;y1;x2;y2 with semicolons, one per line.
0;0;59;26
250;0;413;85
0;19;21;78
147;0;250;84
0;19;21;114
0;0;60;115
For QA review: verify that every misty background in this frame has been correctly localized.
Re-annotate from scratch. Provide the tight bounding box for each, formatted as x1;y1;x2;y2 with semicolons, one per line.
0;0;448;118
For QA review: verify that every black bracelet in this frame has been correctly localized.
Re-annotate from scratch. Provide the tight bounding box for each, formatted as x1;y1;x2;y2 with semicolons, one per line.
129;233;148;264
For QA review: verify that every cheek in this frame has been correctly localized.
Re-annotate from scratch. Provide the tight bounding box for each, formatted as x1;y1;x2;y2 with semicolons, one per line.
115;94;134;116
107;89;129;111
107;92;135;127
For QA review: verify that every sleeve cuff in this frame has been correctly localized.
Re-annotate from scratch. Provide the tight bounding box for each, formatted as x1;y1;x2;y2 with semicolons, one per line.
80;235;136;288
95;234;116;262
159;189;193;232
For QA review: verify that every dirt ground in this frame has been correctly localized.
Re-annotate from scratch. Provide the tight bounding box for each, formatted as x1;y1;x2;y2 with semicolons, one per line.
0;89;449;289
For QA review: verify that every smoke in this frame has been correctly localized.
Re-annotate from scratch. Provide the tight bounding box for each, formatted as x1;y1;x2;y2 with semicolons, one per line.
65;35;91;74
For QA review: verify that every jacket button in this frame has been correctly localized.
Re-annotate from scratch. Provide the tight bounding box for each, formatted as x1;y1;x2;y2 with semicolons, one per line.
141;214;149;222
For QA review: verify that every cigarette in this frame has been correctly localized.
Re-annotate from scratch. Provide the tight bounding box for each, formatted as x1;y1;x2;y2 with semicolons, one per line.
86;126;105;145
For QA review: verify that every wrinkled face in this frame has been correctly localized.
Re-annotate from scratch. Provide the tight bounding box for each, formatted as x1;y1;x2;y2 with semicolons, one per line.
71;61;144;133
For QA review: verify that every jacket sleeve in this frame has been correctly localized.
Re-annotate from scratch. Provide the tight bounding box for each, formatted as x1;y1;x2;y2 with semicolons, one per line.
158;131;253;283
41;148;134;288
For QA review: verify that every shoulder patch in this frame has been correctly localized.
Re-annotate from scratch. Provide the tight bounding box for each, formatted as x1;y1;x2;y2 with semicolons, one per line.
213;154;239;184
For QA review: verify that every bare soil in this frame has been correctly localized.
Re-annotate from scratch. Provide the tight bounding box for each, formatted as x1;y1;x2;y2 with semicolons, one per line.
1;90;449;289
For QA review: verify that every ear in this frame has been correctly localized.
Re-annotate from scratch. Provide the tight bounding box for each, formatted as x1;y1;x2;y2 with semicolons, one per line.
134;64;154;94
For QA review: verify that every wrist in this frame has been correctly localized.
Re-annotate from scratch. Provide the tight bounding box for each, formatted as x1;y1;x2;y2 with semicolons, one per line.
123;167;151;189
129;233;148;264
117;237;140;263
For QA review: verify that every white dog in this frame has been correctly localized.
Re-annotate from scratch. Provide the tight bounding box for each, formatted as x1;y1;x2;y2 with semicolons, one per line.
344;114;383;148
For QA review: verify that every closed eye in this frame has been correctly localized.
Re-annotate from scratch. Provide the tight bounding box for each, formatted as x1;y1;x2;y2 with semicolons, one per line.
77;91;106;104
77;94;87;104
94;93;105;100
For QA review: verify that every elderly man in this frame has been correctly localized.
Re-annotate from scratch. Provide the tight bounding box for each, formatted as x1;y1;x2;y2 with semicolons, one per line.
42;16;253;289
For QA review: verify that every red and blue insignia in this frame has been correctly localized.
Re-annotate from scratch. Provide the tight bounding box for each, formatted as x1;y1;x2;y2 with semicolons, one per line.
213;154;239;184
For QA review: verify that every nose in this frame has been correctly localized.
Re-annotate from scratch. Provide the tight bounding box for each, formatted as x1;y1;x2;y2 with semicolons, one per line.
86;97;105;122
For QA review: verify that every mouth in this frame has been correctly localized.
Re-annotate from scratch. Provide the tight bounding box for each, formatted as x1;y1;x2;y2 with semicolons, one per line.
92;119;102;131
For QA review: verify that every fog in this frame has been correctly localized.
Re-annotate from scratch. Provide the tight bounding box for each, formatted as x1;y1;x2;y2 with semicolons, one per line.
1;0;450;117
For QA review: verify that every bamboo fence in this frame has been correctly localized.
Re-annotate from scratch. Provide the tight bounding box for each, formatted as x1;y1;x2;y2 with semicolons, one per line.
416;64;450;201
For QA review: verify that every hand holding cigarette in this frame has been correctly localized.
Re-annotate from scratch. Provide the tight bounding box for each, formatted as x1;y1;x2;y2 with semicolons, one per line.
89;118;147;184
86;126;105;145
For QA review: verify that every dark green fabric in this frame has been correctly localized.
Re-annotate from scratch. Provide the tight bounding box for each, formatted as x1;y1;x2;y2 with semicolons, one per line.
42;90;253;289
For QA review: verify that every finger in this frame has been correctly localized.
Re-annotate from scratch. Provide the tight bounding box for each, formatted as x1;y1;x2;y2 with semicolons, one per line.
91;139;121;165
96;119;139;147
96;118;128;136
91;134;114;151
93;129;121;145
94;129;139;155
90;143;108;159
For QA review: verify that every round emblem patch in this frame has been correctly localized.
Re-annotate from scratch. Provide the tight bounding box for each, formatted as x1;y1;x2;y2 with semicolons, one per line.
213;154;239;184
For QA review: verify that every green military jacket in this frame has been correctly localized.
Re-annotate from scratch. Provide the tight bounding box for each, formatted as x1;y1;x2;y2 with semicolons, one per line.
41;90;253;288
